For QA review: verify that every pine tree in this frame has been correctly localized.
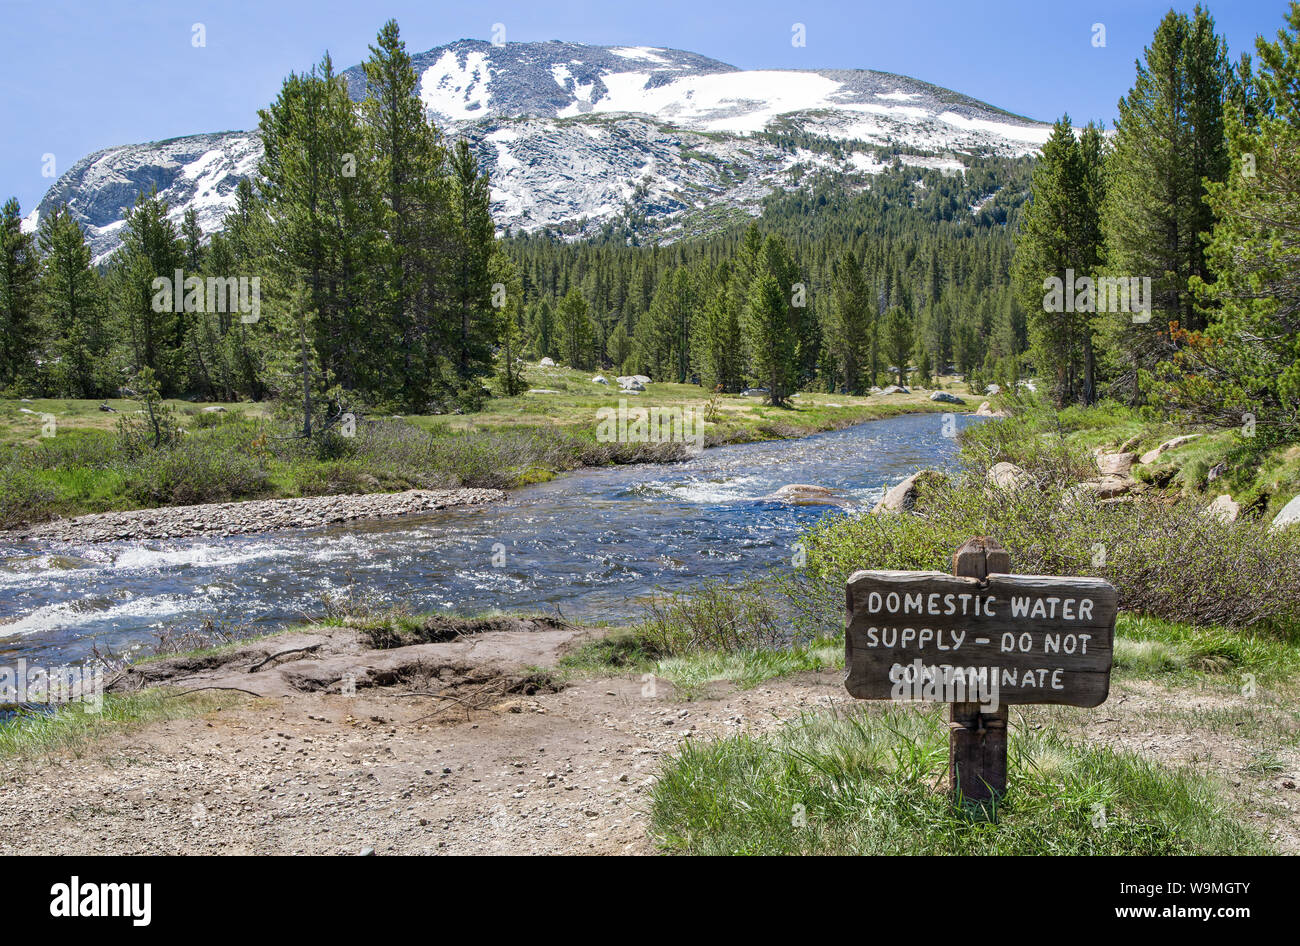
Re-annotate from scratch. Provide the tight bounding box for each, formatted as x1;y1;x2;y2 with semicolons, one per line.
528;296;555;360
113;190;185;394
181;207;205;271
0;198;41;392
218;179;267;400
1011;117;1104;405
744;268;797;405
360;19;450;408
558;287;594;369
1101;6;1233;402
885;306;913;386
693;268;744;392
607;320;632;371
38;205;108;397
639;266;696;381
489;249;527;395
828;250;871;394
1169;2;1300;433
258;54;381;409
448;139;496;390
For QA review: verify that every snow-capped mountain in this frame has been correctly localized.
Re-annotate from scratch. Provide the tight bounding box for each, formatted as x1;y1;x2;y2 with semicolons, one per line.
28;40;1052;262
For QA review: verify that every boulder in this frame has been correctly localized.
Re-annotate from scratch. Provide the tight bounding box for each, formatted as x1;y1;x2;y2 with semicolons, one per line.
879;384;909;396
1204;494;1240;523
1270;493;1300;532
1064;476;1143;505
974;401;1010;418
872;469;946;515
1092;475;1143;500
1095;450;1136;478
1207;461;1227;482
930;391;966;405
767;484;839;504
538;357;556;367
986;383;1001;395
591;375;609;385
987;461;1032;491
741;387;768;397
1139;434;1201;466
201;405;227;413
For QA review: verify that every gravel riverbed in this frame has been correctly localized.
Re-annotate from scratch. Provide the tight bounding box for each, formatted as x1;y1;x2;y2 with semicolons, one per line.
2;488;505;544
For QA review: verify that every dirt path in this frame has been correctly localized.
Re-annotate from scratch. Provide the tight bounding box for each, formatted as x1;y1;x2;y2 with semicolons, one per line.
0;622;1295;855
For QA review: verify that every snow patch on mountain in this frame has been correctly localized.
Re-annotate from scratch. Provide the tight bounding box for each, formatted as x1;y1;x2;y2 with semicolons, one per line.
34;39;1051;260
30;132;260;264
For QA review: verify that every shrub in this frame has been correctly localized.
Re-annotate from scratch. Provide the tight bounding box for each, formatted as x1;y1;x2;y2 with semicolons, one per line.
25;429;123;471
958;409;1096;488
126;437;271;506
634;580;784;657
792;474;1300;634
0;466;61;529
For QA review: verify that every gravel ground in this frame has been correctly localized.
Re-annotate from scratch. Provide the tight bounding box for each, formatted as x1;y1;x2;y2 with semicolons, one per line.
0;623;1295;855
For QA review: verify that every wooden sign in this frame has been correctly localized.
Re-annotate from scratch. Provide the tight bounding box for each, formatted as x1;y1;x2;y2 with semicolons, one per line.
844;537;1118;802
845;571;1117;708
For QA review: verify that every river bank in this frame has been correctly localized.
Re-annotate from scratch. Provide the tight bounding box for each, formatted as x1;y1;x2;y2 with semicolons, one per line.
1;487;504;544
0;373;968;532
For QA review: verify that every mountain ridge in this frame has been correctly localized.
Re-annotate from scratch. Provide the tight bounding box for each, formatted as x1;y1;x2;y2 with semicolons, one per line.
26;39;1052;262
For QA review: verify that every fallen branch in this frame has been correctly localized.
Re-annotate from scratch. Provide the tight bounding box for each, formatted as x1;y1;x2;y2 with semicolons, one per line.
164;686;264;699
249;644;322;672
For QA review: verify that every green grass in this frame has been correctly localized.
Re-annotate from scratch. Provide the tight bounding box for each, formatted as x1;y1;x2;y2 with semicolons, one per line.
648;705;1272;855
1113;613;1300;684
973;394;1300;520
556;631;843;697
0;397;268;445
653;640;843;699
0;690;248;761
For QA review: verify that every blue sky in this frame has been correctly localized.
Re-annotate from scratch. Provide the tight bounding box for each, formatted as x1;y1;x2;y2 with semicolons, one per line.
0;0;1291;212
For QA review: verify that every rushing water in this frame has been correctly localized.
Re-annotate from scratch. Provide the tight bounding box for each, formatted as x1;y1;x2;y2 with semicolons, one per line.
0;411;981;665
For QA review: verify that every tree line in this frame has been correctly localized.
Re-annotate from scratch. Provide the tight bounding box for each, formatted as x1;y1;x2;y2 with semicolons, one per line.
15;6;1295;425
501;155;1035;400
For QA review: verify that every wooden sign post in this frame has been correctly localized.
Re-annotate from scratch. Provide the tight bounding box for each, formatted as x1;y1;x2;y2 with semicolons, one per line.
844;537;1117;805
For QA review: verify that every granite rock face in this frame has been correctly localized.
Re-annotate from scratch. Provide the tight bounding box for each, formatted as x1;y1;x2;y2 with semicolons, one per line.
30;40;1052;260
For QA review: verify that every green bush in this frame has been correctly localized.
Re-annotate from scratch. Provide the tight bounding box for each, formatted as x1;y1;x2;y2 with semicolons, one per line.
634;580;784;657
792;474;1300;634
126;438;271;506
0;465;61;529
